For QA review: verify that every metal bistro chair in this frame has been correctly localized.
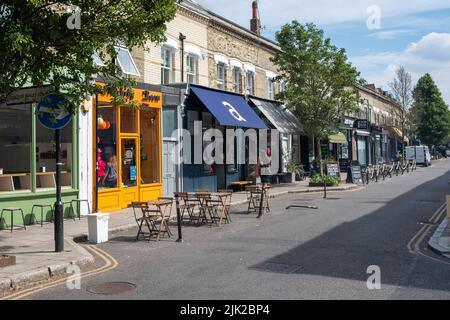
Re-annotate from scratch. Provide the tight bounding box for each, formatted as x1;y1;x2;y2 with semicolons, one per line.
31;204;54;227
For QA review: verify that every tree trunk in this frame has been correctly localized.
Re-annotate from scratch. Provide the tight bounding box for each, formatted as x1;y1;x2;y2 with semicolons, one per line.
316;137;323;175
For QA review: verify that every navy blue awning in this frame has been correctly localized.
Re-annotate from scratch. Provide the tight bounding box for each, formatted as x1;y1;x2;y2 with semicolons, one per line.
189;85;267;129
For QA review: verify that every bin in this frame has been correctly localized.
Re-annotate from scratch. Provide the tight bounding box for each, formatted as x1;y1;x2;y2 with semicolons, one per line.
87;213;110;244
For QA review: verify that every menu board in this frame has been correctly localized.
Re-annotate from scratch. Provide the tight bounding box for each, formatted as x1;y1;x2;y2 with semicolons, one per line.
326;162;340;179
347;161;364;184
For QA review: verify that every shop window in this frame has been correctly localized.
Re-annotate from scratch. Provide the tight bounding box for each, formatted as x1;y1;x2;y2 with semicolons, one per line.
267;78;275;100
0;104;32;192
217;63;226;90
246;71;255;95
36;118;72;189
162;107;177;138
140;107;160;184
120;106;137;133
186;54;199;84
161;46;174;85
97;106;118;189
232;67;242;93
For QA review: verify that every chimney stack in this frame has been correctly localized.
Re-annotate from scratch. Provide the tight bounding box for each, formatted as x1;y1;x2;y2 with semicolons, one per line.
250;1;261;35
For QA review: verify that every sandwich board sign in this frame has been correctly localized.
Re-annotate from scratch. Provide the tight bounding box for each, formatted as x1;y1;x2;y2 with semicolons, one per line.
37;93;71;130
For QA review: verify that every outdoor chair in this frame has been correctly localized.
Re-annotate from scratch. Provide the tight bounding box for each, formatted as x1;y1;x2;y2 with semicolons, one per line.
0;208;26;232
130;202;153;241
31;204;54;226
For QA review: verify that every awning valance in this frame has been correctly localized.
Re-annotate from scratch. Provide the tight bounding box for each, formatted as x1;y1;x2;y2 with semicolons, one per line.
189;85;267;129
391;127;409;143
328;132;348;144
249;98;305;134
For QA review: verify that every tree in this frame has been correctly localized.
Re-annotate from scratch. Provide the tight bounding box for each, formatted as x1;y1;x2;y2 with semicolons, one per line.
411;73;450;149
0;0;178;109
272;21;361;167
389;66;413;153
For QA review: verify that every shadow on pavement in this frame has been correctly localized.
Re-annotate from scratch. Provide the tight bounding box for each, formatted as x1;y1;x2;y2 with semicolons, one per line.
250;169;450;292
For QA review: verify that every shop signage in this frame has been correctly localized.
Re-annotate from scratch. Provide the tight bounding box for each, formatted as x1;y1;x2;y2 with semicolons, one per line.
37;93;71;130
354;119;370;130
6;86;53;105
222;101;247;122
342;117;355;128
326;162;340;179
142;91;161;102
346;161;364;184
130;165;137;181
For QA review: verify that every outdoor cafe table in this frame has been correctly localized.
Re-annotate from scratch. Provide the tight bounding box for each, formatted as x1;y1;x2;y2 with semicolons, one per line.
131;200;173;241
187;192;232;226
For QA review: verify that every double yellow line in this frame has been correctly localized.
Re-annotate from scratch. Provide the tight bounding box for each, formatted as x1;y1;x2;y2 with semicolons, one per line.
1;245;118;300
407;202;450;265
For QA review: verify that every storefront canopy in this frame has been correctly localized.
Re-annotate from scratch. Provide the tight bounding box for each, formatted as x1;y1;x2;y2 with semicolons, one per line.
328;132;348;144
249;98;305;134
391;127;409;143
189;85;267;129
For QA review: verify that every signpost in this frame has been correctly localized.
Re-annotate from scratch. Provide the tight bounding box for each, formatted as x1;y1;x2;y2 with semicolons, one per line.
37;93;71;253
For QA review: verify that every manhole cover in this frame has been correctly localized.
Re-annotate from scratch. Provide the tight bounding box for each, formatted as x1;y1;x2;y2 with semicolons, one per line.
86;282;136;295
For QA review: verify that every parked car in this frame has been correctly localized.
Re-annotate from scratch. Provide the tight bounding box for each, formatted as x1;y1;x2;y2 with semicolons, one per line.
405;146;432;167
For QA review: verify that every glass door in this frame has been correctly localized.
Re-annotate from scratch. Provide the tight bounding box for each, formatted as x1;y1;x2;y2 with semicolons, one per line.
121;138;138;188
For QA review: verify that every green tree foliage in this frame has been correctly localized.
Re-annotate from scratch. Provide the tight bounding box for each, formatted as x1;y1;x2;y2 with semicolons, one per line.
271;21;361;162
411;73;450;147
0;0;178;108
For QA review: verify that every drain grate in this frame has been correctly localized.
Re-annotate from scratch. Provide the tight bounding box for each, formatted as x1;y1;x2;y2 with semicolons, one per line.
250;261;303;274
86;282;136;295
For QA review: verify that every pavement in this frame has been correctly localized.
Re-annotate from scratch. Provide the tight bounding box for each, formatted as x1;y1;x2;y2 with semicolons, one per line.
428;216;450;258
0;178;360;297
13;158;450;300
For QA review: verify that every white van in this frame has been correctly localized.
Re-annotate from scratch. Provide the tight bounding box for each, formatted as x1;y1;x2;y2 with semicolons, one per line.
405;146;431;167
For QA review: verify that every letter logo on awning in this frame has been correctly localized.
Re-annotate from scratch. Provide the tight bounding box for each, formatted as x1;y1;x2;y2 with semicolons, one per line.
222;101;247;122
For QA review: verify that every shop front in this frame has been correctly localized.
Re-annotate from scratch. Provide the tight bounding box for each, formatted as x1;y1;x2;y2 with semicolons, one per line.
94;86;162;212
371;125;383;164
354;119;371;166
0;87;79;224
248;97;305;181
338;116;356;172
178;84;267;192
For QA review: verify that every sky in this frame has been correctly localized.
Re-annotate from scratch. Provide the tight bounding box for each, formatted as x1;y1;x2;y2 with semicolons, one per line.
194;0;450;105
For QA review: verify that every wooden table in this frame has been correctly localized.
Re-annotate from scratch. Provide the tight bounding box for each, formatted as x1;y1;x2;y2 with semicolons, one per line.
132;200;173;241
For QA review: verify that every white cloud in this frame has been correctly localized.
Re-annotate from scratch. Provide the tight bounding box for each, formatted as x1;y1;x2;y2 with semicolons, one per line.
350;32;450;105
194;0;450;29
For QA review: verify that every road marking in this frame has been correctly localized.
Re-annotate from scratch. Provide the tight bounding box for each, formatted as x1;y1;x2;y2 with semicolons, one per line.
407;202;450;265
1;245;118;300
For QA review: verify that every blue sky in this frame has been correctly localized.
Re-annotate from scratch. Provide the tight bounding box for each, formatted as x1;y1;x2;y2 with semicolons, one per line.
194;0;450;104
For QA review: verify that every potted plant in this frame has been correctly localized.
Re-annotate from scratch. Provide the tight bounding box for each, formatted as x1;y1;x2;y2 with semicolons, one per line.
287;156;298;183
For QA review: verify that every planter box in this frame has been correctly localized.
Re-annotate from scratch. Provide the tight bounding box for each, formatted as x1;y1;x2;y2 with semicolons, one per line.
0;255;16;268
